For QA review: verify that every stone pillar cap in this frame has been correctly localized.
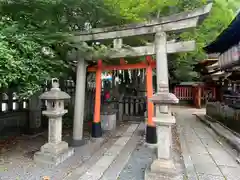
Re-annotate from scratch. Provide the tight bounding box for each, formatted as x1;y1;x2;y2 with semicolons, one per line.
149;92;179;105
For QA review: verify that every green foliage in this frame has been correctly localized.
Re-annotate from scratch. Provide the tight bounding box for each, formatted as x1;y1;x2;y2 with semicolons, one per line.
104;0;238;82
0;0;238;96
0;0;117;97
175;0;236;82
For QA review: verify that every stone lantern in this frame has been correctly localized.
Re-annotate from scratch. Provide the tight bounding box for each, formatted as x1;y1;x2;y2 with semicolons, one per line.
148;81;179;174
34;78;74;166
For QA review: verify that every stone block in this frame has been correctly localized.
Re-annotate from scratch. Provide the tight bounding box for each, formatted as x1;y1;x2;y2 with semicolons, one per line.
34;147;74;167
150;159;176;175
149;92;179;105
40;141;69;154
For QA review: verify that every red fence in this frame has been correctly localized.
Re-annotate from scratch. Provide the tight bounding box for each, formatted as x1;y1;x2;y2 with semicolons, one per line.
174;86;193;100
173;85;216;102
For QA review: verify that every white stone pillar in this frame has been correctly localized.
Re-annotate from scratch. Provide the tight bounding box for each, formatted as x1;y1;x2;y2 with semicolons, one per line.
72;59;87;146
155;31;169;114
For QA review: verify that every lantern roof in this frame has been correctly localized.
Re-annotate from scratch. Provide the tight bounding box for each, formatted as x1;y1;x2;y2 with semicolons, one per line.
39;79;71;100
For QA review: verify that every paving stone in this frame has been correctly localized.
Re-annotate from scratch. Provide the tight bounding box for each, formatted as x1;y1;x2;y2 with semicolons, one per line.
207;148;230;156
186;138;202;144
190;154;215;164
219;166;240;179
197;173;225;180
95;155;116;167
187;174;199;180
194;163;222;176
77;124;138;180
224;176;240;180
193;128;212;139
114;136;131;146
100;123;145;180
175;108;240;180
118;140;156;180
189;145;208;154
212;154;238;167
207;149;238;167
201;138;222;149
104;144;122;156
79;165;107;180
125;124;139;133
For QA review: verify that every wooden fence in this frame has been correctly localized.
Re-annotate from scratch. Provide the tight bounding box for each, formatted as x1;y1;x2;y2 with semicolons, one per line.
174;86;193;101
173;85;216;104
121;96;146;121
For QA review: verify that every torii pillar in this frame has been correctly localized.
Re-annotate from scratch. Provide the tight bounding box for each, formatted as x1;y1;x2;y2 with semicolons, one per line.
72;58;87;146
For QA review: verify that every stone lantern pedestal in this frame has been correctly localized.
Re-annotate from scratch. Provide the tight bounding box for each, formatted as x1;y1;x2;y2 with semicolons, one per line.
147;83;179;175
34;79;74;166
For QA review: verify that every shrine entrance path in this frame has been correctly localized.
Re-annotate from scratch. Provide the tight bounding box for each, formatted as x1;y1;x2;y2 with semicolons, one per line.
174;106;240;180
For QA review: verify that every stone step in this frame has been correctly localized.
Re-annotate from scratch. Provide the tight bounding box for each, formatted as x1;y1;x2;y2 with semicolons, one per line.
74;123;142;180
100;123;144;180
65;123;134;180
34;147;74;167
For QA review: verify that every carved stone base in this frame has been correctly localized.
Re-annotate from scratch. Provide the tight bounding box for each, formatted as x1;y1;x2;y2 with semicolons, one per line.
150;159;176;175
40;141;68;154
34;141;74;167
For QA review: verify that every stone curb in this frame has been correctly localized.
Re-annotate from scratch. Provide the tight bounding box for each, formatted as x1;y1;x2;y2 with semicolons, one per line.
204;115;240;139
195;114;240;155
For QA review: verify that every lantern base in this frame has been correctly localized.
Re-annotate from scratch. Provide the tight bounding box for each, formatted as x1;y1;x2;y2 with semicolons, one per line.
145;159;178;180
146;125;157;144
92;122;102;138
34;146;74;167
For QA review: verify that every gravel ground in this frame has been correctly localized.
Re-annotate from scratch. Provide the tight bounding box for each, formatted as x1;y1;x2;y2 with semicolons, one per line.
0;128;108;180
118;125;186;180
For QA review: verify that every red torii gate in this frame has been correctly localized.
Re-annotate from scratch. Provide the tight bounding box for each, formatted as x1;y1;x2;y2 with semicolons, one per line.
88;56;157;144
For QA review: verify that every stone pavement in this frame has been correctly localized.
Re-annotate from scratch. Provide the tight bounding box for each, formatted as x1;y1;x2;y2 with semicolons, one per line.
0;123;136;180
67;123;142;180
4;107;239;180
175;107;240;180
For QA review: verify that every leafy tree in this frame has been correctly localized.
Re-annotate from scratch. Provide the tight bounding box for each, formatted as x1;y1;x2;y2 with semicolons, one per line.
0;0;118;97
105;0;238;83
175;0;237;83
0;0;238;97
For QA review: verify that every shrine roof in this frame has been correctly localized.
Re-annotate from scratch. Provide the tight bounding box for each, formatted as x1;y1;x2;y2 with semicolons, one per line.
203;12;240;54
198;59;218;66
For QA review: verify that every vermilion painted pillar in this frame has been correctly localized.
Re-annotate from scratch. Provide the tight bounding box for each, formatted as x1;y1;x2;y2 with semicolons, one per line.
92;60;102;137
146;56;157;144
194;85;201;109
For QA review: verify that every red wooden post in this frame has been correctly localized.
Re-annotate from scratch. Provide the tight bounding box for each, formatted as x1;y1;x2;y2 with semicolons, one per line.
145;56;157;144
92;59;102;137
194;85;201;109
